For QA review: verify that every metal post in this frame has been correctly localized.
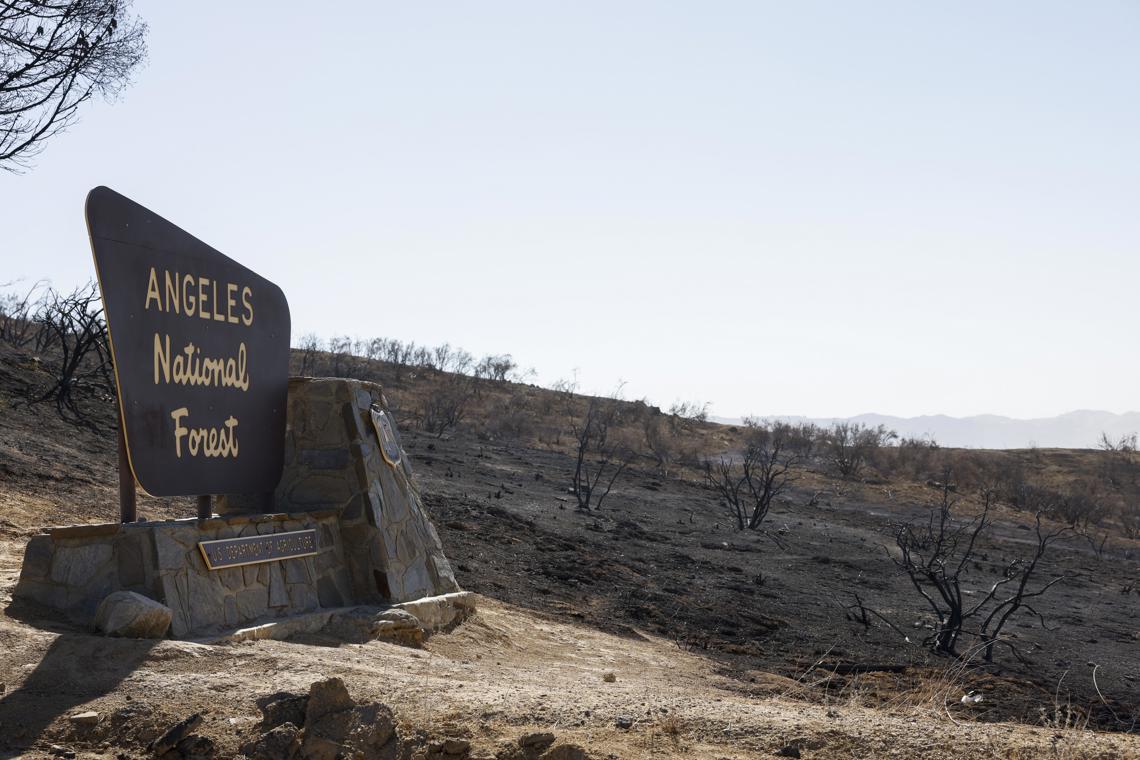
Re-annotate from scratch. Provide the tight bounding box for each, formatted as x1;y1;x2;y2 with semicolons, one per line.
118;424;136;523
261;492;275;514
197;495;212;520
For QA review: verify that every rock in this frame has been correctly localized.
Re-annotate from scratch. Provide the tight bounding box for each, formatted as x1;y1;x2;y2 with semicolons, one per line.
67;711;99;727
147;713;203;756
50;543;112;586
304;677;354;722
372;609;425;645
256;691;307;729
541;745;590;760
240;722;300;760
614;715;633;730
429;737;471;756
775;746;801;758
518;732;556;751
176;734;216;759
49;745;76;758
301;678;397;760
395;592;475;631
322;608;424;646
601;672;616;683
94;591;172;639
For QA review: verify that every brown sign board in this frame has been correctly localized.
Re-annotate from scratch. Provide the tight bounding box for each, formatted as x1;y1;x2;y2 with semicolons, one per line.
198;529;318;570
86;186;290;497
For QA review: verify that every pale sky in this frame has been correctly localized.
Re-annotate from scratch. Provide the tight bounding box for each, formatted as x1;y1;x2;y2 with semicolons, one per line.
2;2;1139;420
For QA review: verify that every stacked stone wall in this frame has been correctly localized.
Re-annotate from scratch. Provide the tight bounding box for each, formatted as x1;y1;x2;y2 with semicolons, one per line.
271;377;459;604
13;511;351;637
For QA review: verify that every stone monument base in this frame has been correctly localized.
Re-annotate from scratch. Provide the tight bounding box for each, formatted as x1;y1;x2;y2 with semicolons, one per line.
12;512;351;637
10;377;466;639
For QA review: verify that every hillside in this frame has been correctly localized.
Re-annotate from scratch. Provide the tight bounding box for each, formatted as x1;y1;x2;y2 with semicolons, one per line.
717;411;1140;450
1;338;1139;758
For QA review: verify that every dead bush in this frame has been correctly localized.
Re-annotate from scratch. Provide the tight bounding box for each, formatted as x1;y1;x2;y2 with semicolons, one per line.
704;421;799;533
0;280;46;348
420;374;476;438
487;388;536;441
571;394;636;511
30;282;114;427
823;422;896;480
892;479;1071;662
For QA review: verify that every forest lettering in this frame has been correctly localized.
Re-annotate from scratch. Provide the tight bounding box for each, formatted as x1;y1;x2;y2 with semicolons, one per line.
144;267;254;460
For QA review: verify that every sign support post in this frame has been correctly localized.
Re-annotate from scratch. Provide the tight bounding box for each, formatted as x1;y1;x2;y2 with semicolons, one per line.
197;495;212;521
118;422;136;523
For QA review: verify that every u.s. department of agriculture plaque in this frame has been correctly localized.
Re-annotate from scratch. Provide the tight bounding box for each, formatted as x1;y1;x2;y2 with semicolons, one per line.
86;186;291;497
198;530;318;570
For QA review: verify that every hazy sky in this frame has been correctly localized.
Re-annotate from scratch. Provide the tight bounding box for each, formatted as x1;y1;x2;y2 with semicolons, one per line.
2;2;1139;420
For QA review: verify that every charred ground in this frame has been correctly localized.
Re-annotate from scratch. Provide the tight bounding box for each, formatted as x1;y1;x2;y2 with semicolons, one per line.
2;336;1139;756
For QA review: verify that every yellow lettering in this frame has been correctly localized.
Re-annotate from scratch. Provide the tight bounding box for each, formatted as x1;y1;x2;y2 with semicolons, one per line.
197;277;210;320
146;272;256;327
211;281;225;322
171;407;189;458
150;337;249;391
241;286;253;326
153;333;170;384
164;270;180;315
183;274;196;317
226;283;239;324
169;407;240;459
225;416;239;456
145;268;160;311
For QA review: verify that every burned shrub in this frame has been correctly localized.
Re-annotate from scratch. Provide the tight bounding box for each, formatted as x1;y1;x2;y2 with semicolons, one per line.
892;480;1071;662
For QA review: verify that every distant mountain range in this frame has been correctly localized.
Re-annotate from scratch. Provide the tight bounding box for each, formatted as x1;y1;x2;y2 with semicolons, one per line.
712;410;1140;450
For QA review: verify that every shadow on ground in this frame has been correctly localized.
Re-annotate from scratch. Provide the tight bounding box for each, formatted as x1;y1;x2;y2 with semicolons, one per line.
0;633;157;754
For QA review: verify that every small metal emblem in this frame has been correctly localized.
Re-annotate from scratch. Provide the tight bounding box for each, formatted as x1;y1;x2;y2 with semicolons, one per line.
370;405;402;467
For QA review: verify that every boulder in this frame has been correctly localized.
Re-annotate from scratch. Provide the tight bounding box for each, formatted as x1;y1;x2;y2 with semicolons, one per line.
240;722;300;760
370;609;424;645
541;745;590;760
256;691;307;730
301;677;396;760
175;734;216;760
305;677;355;723
322;608;424;646
67;711;100;728
427;737;471;758
147;713;202;756
94;591;172;639
518;732;556;752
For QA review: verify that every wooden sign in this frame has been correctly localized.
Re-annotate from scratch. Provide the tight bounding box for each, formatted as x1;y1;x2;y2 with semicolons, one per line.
86;187;290;497
198;530;318;570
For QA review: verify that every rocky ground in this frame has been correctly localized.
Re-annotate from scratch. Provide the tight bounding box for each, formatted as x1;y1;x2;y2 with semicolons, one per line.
1;342;1139;758
2;592;1139;759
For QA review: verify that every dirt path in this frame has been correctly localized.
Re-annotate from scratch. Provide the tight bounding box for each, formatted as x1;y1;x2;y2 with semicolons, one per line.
1;584;1137;759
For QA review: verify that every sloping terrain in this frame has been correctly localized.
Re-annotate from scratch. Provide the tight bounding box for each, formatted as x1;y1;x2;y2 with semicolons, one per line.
1;340;1139;758
3;595;1138;759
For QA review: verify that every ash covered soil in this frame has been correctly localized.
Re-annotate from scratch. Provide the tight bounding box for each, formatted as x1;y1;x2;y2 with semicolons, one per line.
1;346;1139;758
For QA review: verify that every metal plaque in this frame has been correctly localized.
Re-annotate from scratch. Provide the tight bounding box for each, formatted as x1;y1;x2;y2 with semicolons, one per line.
198;529;318;570
370;406;402;466
86;186;291;496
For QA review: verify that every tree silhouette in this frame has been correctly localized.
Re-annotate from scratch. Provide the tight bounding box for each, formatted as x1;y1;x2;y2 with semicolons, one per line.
1;1;147;169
